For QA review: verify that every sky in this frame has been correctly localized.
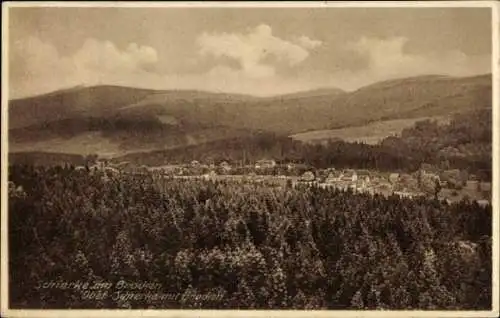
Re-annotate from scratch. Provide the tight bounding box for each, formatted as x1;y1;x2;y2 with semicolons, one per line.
7;6;493;99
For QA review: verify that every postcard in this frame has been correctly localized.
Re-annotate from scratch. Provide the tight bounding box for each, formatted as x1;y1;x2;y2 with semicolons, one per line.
1;1;499;317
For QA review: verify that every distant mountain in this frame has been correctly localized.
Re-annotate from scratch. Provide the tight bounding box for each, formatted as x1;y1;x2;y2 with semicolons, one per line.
290;74;492;143
9;85;158;130
8;86;260;156
340;74;491;123
8;74;492;157
268;87;346;100
207;73;491;134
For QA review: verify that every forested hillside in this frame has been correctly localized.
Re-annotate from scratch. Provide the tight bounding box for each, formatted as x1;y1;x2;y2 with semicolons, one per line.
9;74;491;156
113;108;491;180
8;165;492;309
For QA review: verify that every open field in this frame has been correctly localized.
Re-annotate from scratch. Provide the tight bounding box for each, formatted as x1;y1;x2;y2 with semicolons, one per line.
291;116;451;144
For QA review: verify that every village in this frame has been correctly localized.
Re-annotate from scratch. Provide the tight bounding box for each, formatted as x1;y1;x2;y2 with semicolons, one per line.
83;158;492;206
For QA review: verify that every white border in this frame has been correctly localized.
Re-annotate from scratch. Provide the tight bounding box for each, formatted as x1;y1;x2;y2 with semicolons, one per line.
0;1;497;8
491;0;499;316
1;1;499;317
1;0;10;316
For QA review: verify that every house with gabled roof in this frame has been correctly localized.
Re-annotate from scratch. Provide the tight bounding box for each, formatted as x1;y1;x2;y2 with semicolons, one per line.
341;169;357;182
356;170;371;183
325;171;342;184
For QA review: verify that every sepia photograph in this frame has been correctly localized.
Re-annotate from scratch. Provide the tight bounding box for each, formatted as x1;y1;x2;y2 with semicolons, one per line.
1;1;499;317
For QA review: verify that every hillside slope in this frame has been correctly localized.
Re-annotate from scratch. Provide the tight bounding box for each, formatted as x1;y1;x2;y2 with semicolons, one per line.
8;74;492;156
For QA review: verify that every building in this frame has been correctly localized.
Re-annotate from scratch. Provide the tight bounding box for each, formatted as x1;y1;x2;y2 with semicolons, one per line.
320;167;336;178
341;169;357;182
357;170;371;183
104;166;120;175
375;182;393;196
399;174;419;191
8;182;26;198
394;191;415;199
203;170;217;180
476;199;490;207
370;176;383;184
355;179;367;191
334;181;351;192
219;161;232;173
420;163;440;174
325;171;342;184
419;168;441;182
322;167;336;173
465;180;480;191
256;159;276;169
440;169;465;188
301;171;315;182
389;173;400;184
480;182;492;192
95;159;108;170
318;183;332;189
174;167;186;176
440;169;461;181
114;161;131;170
191;160;201;167
468;174;479;181
427;173;441;184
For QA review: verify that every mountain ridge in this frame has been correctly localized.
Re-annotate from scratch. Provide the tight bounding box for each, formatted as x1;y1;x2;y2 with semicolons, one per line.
10;73;490;102
8;73;492;157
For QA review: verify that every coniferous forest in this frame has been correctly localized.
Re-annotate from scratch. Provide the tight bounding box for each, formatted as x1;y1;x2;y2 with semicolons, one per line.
8;164;491;309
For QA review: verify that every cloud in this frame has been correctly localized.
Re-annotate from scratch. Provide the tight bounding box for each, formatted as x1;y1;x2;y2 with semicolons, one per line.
8;34;490;99
294;35;322;50
73;39;158;73
344;36;491;85
9;36;159;98
8;35;300;98
10;27;323;99
197;24;321;79
10;36;77;98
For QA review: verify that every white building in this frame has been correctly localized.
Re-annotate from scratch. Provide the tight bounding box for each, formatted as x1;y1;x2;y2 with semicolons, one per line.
203;170;217;180
301;171;315;182
256;159;276;169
